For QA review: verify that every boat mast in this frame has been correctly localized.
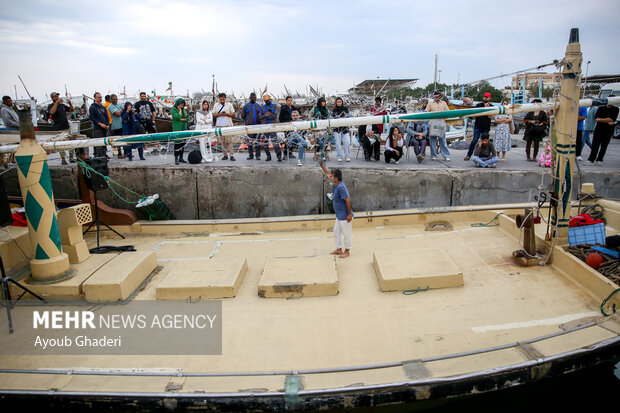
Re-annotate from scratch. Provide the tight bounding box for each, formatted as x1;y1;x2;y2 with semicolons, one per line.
550;28;583;243
433;53;439;91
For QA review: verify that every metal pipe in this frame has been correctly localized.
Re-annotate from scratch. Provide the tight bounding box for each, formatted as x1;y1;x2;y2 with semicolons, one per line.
139;203;538;226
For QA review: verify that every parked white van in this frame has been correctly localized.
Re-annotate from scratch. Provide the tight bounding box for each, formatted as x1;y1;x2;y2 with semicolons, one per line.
599;82;620;99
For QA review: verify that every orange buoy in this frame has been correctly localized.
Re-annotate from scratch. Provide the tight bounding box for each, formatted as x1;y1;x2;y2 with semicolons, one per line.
586;253;604;269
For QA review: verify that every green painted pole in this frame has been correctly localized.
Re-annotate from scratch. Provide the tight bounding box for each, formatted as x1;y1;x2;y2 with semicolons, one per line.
14;107;70;281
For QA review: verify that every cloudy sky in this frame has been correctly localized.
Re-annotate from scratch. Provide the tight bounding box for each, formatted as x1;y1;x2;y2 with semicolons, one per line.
1;0;618;102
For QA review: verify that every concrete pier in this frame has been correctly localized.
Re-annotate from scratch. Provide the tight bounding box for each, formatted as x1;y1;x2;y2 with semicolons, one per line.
3;134;619;220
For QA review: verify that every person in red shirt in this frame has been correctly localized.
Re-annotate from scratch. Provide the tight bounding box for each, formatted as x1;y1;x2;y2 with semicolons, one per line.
371;96;387;134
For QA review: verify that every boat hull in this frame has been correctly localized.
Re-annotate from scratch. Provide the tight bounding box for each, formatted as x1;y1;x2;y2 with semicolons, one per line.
1;336;618;411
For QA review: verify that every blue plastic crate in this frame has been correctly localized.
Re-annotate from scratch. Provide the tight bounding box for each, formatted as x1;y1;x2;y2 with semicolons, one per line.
568;223;606;246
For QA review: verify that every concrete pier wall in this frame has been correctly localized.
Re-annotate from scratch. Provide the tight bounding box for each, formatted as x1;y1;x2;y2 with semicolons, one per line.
3;166;619;219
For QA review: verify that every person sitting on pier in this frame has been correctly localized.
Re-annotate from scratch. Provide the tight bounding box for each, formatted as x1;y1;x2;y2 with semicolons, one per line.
471;132;499;168
287;110;312;166
464;92;493;161
312;97;332;159
384;126;404;164
406;120;428;163
358;123;381;161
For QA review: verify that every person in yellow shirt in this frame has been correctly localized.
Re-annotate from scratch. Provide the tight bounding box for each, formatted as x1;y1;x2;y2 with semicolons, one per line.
103;95;113;124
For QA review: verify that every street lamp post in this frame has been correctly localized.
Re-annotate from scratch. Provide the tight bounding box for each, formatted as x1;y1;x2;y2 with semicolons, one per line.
582;60;591;98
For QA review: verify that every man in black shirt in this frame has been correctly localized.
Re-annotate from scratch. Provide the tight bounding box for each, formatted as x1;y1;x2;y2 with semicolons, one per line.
279;96;298;159
47;92;75;164
465;92;493;160
47;92;74;130
89;92;110;158
134;92;157;133
586;97;619;165
279;96;297;123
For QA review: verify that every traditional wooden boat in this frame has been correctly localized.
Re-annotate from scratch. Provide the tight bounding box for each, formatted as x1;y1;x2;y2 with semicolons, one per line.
0;28;618;412
154;116;173;133
36;118;93;137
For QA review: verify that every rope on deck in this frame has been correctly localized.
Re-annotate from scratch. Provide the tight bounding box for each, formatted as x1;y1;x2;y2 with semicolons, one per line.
470;212;504;227
72;151;146;204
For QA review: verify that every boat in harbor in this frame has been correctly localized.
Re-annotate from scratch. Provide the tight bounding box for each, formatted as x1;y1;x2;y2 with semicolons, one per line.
1;199;619;411
0;28;618;412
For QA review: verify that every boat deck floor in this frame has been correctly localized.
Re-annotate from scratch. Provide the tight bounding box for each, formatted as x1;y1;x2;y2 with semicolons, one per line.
1;205;619;396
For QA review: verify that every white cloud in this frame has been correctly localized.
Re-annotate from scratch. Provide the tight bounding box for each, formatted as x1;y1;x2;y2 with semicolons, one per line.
1;0;618;102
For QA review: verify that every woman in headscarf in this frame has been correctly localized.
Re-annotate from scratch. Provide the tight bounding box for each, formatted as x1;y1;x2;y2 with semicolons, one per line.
523;98;548;161
121;102;145;161
332;97;351;162
384;126;404;164
312;97;332;158
195;99;214;162
171;98;188;165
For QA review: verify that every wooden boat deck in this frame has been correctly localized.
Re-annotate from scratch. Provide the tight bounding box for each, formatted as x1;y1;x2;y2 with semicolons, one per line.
1;203;619;405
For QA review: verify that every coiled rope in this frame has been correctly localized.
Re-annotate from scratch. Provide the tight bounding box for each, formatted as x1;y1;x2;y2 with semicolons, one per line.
72;150;146;204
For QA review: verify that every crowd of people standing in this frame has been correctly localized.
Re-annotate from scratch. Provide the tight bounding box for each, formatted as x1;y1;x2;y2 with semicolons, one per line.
1;90;617;169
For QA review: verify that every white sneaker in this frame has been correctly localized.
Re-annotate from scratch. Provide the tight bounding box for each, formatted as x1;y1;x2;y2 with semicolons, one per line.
431;157;437;160
395;160;399;164
297;159;302;166
595;161;603;166
338;158;342;162
445;157;451;162
583;161;593;165
576;156;582;161
345;157;350;162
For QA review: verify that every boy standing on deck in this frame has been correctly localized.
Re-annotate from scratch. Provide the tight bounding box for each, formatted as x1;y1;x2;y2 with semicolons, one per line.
320;159;353;258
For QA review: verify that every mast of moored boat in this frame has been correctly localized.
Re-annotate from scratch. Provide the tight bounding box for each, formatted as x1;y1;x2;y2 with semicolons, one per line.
14;107;70;281
550;28;583;243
